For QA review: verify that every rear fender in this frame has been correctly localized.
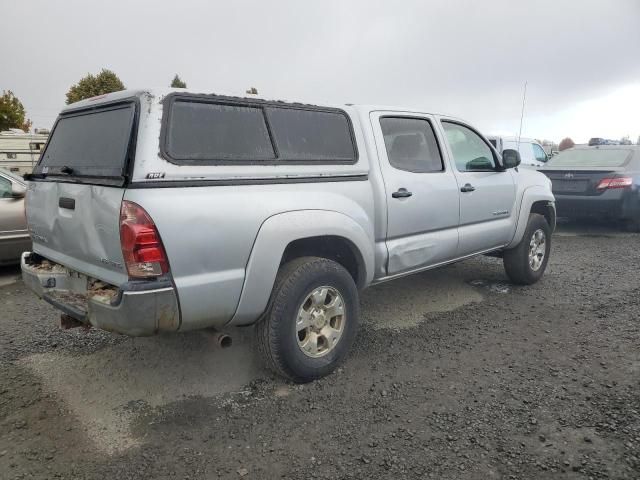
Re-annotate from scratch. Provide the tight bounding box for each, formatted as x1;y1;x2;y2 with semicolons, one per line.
229;210;374;326
507;186;555;248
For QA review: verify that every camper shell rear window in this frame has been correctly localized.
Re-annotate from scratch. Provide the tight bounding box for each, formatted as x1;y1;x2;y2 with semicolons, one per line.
161;94;358;165
34;101;137;181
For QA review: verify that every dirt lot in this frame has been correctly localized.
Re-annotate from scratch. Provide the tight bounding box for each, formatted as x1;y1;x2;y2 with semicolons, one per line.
1;221;639;479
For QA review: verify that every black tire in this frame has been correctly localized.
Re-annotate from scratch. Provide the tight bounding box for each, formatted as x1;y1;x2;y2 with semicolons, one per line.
503;213;551;285
255;256;359;383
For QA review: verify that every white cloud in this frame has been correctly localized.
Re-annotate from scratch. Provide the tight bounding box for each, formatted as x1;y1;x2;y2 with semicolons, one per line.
520;83;640;143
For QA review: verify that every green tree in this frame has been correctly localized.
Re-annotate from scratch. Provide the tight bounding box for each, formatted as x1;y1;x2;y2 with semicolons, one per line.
170;74;187;88
65;69;125;104
0;90;32;132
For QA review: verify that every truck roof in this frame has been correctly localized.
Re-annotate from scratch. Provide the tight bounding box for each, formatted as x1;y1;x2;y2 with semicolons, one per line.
487;135;538;143
61;88;455;119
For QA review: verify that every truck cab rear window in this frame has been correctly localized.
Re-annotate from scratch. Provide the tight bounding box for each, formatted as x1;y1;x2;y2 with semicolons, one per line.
36;104;135;177
163;97;357;164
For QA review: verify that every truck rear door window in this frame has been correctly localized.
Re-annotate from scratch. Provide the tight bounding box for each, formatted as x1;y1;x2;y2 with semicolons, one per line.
36;103;135;178
162;96;357;164
380;117;444;173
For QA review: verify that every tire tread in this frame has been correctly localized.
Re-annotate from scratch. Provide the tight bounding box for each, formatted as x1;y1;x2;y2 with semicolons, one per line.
503;213;550;285
255;256;357;382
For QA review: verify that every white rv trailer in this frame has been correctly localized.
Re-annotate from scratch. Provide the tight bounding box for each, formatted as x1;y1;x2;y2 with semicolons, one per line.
0;129;49;175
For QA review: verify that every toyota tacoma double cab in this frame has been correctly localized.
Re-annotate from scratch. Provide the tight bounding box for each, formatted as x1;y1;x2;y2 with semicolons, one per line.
22;89;555;382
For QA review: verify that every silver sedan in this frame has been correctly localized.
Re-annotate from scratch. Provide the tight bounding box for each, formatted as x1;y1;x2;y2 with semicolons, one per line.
0;169;30;265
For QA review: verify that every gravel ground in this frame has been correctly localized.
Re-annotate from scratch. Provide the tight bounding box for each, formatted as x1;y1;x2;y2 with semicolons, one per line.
1;222;639;479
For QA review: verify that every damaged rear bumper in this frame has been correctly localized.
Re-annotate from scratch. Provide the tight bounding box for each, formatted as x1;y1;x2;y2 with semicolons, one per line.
21;252;180;336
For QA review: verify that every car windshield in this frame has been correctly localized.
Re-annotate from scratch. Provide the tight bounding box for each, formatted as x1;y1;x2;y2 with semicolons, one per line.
0;168;25;185
546;148;632;168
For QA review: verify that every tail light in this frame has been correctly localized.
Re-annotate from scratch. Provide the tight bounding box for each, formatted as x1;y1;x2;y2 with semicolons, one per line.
596;177;633;190
120;201;169;278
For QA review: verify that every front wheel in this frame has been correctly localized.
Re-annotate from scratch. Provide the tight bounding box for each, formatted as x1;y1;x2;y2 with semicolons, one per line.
503;213;551;285
255;256;359;383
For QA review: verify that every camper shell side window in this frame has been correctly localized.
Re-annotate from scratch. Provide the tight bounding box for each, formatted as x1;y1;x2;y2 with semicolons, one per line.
160;94;359;166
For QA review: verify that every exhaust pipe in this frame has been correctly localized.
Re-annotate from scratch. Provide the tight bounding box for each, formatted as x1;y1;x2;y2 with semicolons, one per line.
207;330;232;349
215;333;232;349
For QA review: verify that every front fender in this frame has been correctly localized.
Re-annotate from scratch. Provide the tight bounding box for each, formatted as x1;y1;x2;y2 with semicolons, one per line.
228;210;374;326
507;185;555;248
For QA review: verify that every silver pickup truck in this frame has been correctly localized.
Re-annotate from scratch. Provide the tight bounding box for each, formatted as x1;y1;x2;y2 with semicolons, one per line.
22;89;555;382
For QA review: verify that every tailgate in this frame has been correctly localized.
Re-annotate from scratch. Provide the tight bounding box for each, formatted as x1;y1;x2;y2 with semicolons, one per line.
27;181;128;286
25;99;137;286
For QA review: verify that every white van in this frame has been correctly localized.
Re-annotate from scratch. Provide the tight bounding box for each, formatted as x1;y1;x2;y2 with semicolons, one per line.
487;136;549;169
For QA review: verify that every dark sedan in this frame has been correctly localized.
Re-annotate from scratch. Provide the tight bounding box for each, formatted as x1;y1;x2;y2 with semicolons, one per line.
540;146;640;231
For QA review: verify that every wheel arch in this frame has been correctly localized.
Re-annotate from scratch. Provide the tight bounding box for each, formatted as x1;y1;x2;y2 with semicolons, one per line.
530;200;556;232
228;210;374;326
507;186;555;248
280;235;367;289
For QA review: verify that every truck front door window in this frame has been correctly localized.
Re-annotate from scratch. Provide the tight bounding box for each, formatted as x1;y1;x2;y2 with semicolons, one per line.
443;123;496;171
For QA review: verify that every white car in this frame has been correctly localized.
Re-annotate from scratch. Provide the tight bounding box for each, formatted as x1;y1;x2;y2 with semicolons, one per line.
487;136;549;168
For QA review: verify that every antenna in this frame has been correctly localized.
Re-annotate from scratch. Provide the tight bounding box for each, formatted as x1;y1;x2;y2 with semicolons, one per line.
517;81;527;149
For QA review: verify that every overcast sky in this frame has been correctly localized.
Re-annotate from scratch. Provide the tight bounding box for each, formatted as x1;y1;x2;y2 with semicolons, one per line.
3;0;640;143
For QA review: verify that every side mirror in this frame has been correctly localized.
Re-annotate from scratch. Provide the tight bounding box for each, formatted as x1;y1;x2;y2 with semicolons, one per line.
11;183;26;198
502;149;521;169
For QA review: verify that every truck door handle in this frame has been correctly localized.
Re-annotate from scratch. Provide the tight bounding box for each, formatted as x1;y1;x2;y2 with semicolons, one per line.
460;183;476;193
58;197;75;210
392;188;412;198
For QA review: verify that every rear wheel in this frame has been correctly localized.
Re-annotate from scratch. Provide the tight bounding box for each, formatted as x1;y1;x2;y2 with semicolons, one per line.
255;256;359;383
503;213;551;285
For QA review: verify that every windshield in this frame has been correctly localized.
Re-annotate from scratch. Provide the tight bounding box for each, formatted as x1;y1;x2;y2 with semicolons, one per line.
35;103;135;178
546;148;631;168
0;168;26;185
